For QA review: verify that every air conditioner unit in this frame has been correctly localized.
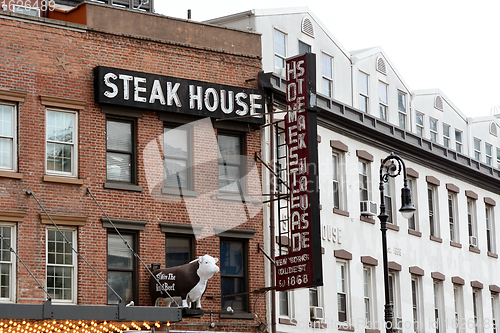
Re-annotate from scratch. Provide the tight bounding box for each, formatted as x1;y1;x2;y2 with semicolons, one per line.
469;236;478;247
360;200;377;216
394;317;403;330
310;306;324;321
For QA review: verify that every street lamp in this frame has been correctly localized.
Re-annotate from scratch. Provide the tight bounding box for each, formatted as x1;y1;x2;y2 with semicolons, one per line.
378;152;415;333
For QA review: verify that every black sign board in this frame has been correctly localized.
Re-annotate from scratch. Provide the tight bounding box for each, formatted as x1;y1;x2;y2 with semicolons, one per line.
94;66;265;125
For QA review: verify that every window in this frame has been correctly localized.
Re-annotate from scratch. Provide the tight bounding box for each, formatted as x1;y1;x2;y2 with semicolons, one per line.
433;281;444;333
455;130;463;153
332;151;346;210
165;234;194;268
443;124;450;148
493;294;499;333
298;40;311;54
359;72;369;112
309;286;323;322
46;228;77;302
473;289;483;333
416;112;424;136
337;262;349;323
218;133;244;193
398;91;407;129
384;179;395;224
220;239;248;312
163;125;192;189
474;138;481;161
497;148;500;168
408;178;418;231
389;271;401;329
274;29;286;75
448;192;459;243
322;53;334;98
428;185;439;237
429;117;438;143
46;109;77;176
0;103;17;171
379;81;388;121
453;285;465;333
0;223;16;301
106;118;136;183
359;160;370;202
107;231;137;305
486;144;493;166
468;199;478;247
279;291;293;317
363;266;375;328
411;276;422;333
486;205;496;253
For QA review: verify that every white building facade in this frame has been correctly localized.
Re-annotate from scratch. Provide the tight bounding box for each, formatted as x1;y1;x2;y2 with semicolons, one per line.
207;7;500;333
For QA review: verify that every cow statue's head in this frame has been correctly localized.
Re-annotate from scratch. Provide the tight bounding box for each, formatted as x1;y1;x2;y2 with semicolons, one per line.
197;254;219;279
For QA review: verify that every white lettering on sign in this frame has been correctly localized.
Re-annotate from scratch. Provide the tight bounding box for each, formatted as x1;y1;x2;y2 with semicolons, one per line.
321;224;342;244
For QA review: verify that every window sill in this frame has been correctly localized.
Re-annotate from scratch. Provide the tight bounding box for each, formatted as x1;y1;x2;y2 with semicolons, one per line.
310;322;327;329
333;208;349;217
43;175;83;185
216;193;253;202
161;187;198;197
338;324;355;332
469;246;481;254
488;252;498;259
360;215;375;224
430;235;443;243
0;170;23;179
366;329;381;333
450;241;462;249
220;312;254;320
408;229;422;237
387;223;399;232
103;182;142;192
279;318;297;326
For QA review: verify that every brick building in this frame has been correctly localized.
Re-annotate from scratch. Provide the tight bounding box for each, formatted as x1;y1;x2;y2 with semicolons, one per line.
0;2;266;332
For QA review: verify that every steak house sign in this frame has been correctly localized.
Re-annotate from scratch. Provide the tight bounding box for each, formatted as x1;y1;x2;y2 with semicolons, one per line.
94;66;265;125
276;53;323;291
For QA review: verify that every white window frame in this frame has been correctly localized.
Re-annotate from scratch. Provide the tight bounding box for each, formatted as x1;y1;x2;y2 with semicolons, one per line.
448;191;459;243
473;289;484;333
416;112;424;137
492;293;499;333
359;159;371;202
46;226;77;303
468;198;478;246
45;109;78;177
389;271;402;329
384;178;396;225
453;285;465;333
429;117;438;143
486;143;493;166
428;184;440;238
337;261;350;324
411;275;423;333
0;222;16;302
321;52;334;98
379;81;388;121
443;124;451;148
359;71;369;113
486;204;496;254
309;286;324;324
0;102;17;172
398;91;407;129
455;130;463;153
363;266;376;328
474;138;481;161
274;29;287;76
278;290;294;319
332;150;346;211
408;177;418;231
433;280;445;333
497;148;500;169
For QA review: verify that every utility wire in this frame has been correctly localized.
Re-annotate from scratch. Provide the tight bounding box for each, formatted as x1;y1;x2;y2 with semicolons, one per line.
86;187;179;307
26;190;123;304
0;231;52;301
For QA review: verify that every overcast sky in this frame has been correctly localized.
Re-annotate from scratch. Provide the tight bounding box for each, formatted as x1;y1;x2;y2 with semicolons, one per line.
155;0;500;118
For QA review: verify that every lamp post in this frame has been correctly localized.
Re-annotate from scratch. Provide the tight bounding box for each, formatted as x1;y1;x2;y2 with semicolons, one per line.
378;153;415;333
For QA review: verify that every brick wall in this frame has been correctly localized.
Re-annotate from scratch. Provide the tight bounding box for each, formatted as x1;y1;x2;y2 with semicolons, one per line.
0;12;265;332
